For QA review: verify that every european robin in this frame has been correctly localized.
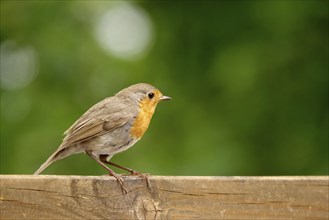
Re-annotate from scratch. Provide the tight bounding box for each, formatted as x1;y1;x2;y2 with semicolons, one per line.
34;83;171;193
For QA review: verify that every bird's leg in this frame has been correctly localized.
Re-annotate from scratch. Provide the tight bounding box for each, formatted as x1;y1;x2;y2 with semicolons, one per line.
86;152;127;194
100;155;152;190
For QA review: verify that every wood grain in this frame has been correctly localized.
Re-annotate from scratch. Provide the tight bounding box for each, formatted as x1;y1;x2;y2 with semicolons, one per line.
0;175;328;219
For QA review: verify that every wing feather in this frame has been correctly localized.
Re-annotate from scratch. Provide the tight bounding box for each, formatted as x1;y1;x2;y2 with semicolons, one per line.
58;96;136;150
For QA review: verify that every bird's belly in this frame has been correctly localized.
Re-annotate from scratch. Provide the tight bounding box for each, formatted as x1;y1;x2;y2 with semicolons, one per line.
83;131;139;157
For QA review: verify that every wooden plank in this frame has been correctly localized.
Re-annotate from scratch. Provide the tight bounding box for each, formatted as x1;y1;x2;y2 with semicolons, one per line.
0;175;328;220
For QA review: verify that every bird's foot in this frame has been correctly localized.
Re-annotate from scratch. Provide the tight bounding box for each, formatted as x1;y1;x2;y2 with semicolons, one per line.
107;171;127;195
129;170;152;190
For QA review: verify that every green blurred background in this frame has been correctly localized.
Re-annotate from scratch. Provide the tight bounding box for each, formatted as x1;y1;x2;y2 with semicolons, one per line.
1;1;328;176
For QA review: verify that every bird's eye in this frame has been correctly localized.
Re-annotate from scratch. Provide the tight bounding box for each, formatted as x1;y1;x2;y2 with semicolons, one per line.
148;92;154;99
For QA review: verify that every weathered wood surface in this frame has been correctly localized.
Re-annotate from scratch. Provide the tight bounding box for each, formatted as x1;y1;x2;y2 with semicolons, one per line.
0;175;328;220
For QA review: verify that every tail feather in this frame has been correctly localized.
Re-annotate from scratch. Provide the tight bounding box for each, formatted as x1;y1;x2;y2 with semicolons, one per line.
34;144;83;175
34;149;65;175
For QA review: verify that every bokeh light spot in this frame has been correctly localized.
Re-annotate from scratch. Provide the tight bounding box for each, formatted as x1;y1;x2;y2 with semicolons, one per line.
94;3;154;60
0;40;39;91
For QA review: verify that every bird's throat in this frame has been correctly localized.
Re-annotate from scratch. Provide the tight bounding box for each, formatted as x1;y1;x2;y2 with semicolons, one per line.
130;100;157;139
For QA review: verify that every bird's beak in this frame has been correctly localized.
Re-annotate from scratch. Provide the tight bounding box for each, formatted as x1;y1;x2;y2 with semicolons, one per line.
160;95;172;101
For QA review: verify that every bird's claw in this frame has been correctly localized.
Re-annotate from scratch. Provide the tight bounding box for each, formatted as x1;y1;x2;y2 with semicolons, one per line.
105;170;152;193
129;170;152;190
107;172;128;194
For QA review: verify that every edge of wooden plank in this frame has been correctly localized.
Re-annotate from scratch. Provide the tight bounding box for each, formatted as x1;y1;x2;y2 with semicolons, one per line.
1;174;328;179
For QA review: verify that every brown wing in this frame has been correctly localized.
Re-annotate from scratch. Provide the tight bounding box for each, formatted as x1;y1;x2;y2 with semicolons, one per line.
58;96;135;150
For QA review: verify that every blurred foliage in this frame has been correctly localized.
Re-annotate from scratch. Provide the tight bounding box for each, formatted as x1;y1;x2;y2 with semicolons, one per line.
0;1;328;176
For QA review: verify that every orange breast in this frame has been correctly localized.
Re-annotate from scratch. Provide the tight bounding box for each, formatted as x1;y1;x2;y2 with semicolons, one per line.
130;99;156;139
